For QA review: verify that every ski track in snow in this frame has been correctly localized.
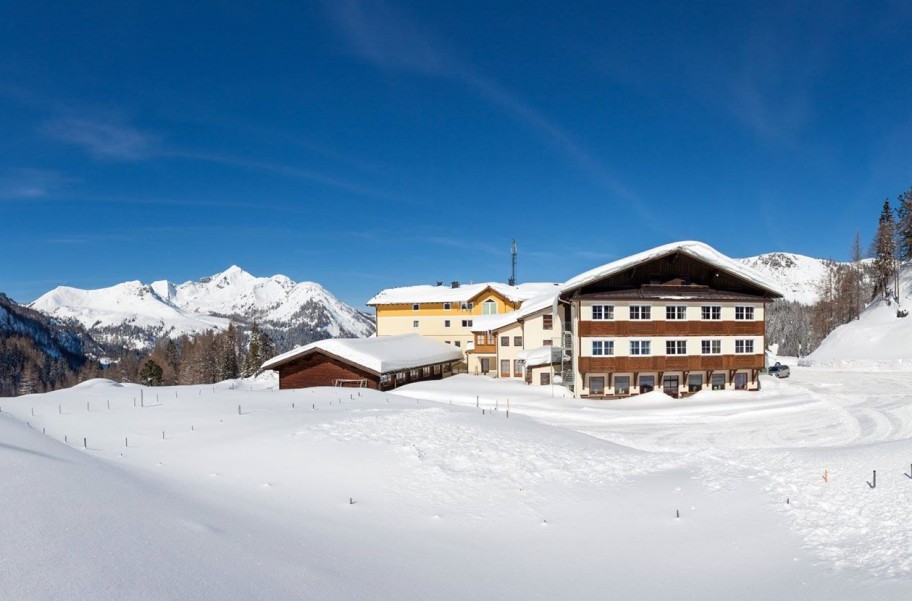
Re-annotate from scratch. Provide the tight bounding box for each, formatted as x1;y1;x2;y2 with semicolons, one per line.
397;369;912;580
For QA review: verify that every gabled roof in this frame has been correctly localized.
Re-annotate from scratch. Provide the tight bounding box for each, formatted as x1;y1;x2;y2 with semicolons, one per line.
471;293;557;333
560;241;783;298
367;282;560;306
261;334;463;374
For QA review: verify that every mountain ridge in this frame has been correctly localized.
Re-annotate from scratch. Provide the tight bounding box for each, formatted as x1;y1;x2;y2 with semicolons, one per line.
29;266;376;352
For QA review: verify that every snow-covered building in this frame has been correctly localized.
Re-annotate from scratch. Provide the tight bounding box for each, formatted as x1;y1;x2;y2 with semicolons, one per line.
367;281;560;364
560;241;783;397
261;334;464;390
467;293;564;382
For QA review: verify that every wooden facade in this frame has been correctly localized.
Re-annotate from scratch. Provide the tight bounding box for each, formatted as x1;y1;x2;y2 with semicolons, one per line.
272;349;456;391
566;247;782;398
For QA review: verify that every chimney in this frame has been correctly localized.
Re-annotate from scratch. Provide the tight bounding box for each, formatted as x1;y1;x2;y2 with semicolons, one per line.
451;281;460;289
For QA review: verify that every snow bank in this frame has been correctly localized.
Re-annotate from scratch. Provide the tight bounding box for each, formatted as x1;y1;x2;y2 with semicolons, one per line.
801;264;912;369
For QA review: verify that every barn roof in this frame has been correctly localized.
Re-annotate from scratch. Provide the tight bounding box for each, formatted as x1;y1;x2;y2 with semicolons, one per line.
261;334;464;374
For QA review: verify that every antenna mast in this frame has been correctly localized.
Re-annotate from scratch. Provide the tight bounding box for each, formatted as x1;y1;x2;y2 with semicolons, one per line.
509;239;517;286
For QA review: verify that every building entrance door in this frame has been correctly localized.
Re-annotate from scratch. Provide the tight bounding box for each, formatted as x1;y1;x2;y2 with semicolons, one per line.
663;376;679;397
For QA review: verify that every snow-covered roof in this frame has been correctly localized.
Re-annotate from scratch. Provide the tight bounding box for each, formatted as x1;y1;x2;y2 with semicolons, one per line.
561;241;784;297
518;345;563;367
261;334;463;374
367;282;560;306
471;293;557;332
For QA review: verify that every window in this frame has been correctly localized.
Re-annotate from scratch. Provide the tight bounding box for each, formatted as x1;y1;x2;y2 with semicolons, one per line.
701;306;721;320
666;340;687;355
396;372;406;382
711;373;725;390
422;366;431;376
639;375;655;392
540;373;551;385
412;320;419;328
410;369;419;379
454;341;461;347
592;305;614;320
460;302;474;311
701;340;721;355
461;320;473;327
666;306;686;320
476;335;485;345
433;364;441;374
543;339;553;346
444;320;451;328
687;374;703;392
630;305;651;320
444;340;451;345
630;340;651;355
501;336;510;347
500;359;510;375
412;304;420;311
443;302;451;311
734;372;748;390
482;300;498;315
514;336;522;347
513;360;523;376
592;340;614;356
543;314;553;330
614;375;630;394
589;376;605;395
735;339;754;354
735;306;755;320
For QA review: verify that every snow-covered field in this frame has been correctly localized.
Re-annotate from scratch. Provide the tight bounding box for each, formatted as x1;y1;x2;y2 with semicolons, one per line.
3;368;912;599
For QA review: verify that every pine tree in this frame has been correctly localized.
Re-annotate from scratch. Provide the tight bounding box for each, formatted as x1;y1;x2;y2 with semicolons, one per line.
897;186;912;261
139;359;164;386
872;198;897;298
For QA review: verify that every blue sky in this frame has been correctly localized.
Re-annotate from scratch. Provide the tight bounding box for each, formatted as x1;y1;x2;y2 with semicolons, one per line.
2;1;911;307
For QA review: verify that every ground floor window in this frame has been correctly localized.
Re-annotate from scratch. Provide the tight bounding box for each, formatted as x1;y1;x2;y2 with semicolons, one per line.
614;375;630;395
711;372;725;390
513;360;524;377
501;359;510;376
662;375;679;396
734;372;748;390
589;376;605;395
639;374;655;392
540;372;550;385
687;373;703;392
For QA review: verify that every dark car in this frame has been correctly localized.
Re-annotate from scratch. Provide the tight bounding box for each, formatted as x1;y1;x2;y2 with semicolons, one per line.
768;362;790;378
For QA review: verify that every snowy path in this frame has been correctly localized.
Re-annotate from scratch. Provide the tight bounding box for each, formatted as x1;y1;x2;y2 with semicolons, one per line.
398;369;912;584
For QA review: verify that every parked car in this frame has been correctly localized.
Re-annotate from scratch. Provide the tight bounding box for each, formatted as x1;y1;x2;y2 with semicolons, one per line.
768;362;790;378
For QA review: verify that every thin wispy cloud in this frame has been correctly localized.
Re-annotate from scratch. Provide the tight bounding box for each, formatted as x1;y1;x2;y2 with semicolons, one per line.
0;168;74;199
41;117;159;160
322;0;647;217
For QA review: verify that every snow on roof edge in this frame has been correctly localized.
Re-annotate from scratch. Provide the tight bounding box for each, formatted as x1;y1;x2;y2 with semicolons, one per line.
261;334;463;374
560;240;784;297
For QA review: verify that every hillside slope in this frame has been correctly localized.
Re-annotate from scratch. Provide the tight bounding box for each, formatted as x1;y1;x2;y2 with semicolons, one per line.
800;264;912;368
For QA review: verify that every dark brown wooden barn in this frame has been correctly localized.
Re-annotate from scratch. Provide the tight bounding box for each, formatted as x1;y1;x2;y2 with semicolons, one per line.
261;334;464;391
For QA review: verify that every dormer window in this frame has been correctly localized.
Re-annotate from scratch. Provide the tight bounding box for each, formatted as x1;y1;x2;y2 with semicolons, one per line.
412;304;420;311
482;300;498;315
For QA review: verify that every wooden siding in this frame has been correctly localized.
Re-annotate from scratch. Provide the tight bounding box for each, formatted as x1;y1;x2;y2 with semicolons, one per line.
470;343;496;354
578;354;765;373
579;320;764;337
278;353;379;390
277;351;453;391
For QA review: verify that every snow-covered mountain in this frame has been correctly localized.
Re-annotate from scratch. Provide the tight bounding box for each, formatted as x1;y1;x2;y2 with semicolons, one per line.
736;252;859;305
799;264;912;369
29;266;375;351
